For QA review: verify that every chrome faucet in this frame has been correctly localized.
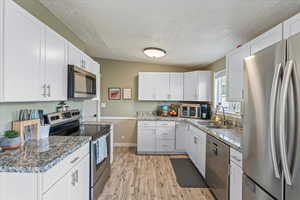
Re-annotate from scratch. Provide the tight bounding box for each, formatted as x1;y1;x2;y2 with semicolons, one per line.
215;103;226;125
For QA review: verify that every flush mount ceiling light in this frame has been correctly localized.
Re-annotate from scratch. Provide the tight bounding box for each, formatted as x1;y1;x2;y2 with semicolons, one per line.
143;47;167;58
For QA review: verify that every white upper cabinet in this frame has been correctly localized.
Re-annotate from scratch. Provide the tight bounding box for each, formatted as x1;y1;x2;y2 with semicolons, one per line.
2;0;44;102
183;71;196;101
284;13;300;39
226;44;251;102
170;73;184;101
138;72;156;100
68;42;82;67
184;71;212;102
138;72;184;101
0;0;98;102
43;26;67;101
155;72;170;101
250;24;283;54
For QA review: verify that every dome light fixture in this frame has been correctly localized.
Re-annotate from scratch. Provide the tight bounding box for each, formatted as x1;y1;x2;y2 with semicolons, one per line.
143;47;167;58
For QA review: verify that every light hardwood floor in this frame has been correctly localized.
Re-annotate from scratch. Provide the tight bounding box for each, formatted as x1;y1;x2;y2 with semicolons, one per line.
98;147;215;200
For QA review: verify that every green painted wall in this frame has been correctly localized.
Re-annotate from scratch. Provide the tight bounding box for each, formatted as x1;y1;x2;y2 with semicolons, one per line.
0;0;87;134
202;57;226;72
95;58;190;117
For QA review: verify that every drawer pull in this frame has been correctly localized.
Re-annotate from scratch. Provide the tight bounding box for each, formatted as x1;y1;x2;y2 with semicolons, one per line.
70;156;80;164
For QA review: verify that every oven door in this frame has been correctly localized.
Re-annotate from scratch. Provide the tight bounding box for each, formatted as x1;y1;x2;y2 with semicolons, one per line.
68;65;96;99
91;134;111;185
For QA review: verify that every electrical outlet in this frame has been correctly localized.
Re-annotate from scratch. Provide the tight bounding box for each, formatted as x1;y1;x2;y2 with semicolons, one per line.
101;102;107;108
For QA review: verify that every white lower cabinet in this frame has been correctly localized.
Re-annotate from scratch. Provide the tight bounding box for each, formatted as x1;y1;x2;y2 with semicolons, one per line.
230;148;243;200
44;150;90;200
0;143;90;200
137;126;156;152
137;121;175;153
188;125;206;177
175;122;188;152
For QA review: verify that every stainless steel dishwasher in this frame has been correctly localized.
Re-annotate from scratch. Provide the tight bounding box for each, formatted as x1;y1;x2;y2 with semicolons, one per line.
206;135;230;200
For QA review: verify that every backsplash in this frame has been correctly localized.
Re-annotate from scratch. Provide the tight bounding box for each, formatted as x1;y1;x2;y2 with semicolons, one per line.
0;101;83;134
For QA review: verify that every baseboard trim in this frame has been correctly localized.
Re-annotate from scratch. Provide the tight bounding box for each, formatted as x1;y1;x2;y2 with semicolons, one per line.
114;143;137;147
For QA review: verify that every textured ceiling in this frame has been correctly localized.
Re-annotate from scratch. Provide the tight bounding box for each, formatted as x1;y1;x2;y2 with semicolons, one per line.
39;0;300;67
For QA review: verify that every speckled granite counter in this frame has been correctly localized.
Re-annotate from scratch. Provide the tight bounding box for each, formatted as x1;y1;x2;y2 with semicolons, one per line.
0;136;91;173
137;116;243;152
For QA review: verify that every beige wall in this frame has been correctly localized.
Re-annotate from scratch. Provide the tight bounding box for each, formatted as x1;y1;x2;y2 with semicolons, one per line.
13;0;86;51
95;58;190;117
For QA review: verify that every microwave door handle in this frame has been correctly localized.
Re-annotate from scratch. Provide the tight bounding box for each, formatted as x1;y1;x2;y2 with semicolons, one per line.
269;63;282;179
279;60;293;186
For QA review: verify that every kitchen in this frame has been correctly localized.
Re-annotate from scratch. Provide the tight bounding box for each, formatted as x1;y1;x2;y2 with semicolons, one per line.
0;0;300;200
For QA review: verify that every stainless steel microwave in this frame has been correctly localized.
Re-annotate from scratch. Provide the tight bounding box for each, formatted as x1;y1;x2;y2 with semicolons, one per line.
68;65;96;99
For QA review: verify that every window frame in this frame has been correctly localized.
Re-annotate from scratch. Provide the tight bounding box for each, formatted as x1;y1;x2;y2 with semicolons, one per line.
214;69;241;117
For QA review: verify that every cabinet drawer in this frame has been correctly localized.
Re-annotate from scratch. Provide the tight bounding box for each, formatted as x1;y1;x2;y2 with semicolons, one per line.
138;121;156;127
42;142;90;193
156;121;175;127
157;139;175;152
156;128;175;139
230;148;243;168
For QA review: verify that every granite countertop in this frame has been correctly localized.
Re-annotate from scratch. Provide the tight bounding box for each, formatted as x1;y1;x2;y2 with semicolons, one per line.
137;116;243;152
0;136;91;173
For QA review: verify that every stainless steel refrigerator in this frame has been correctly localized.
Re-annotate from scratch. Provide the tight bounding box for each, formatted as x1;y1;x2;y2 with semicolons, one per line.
243;31;300;200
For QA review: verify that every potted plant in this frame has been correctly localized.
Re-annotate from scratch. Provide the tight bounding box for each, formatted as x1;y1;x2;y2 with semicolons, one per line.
0;130;21;150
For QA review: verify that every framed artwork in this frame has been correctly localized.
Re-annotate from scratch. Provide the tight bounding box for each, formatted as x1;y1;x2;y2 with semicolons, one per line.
108;88;121;100
122;88;132;100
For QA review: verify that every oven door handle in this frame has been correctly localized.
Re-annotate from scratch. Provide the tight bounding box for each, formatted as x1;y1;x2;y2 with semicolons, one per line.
92;133;110;144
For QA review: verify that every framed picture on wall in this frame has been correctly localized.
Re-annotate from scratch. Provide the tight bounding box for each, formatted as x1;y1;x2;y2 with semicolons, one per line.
122;88;132;100
108;88;121;100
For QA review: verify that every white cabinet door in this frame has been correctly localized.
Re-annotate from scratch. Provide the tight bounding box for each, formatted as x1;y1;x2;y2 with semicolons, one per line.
155;72;170;100
226;45;250;102
230;162;243;200
137;127;156;152
184;71;197;101
3;0;43;102
68;42;82;67
43;171;70;200
70;155;90;200
196;71;212;102
284;13;300;39
170;72;183;100
175;122;187;152
138;72;156;100
250;24;283;55
44;27;67;101
194;129;206;177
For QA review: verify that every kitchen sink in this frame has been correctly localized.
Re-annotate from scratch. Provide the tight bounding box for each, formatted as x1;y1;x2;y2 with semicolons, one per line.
197;121;230;129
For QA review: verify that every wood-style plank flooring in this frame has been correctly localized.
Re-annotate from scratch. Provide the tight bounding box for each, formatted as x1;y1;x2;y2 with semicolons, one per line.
98;147;215;200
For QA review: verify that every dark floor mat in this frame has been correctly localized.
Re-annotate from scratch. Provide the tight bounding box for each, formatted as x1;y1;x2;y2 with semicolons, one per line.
170;158;208;188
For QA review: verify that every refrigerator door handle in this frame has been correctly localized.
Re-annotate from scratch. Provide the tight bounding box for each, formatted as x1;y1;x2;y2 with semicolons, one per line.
279;60;294;186
269;63;282;179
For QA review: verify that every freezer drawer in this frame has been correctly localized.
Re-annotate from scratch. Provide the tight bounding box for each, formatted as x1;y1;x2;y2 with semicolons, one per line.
243;175;275;200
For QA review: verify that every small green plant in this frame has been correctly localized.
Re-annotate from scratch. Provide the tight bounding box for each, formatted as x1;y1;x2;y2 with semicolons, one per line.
4;130;19;138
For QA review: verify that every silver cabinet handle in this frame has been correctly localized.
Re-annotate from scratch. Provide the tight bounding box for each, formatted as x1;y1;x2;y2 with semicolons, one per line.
71;172;76;186
75;169;79;183
279;60;293;186
269;63;282;179
47;85;51;97
42;84;47;97
70;156;80;164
